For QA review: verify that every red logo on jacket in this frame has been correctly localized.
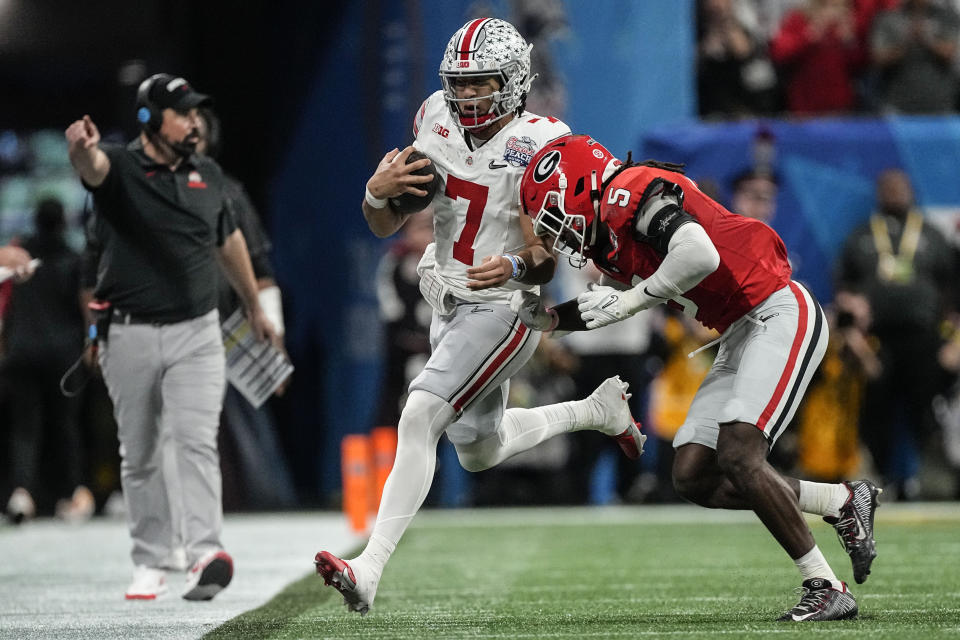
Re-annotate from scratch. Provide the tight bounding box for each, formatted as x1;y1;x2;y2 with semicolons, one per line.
187;170;207;188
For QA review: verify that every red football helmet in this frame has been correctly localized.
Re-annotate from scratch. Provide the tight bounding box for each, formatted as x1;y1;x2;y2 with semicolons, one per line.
520;134;621;266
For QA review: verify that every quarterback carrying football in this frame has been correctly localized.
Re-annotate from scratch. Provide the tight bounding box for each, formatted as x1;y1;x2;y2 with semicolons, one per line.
315;19;646;615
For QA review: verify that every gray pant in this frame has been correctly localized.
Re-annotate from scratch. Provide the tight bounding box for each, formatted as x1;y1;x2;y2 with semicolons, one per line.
99;309;225;568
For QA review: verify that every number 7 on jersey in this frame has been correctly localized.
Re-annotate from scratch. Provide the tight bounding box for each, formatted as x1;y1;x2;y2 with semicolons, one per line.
445;175;489;265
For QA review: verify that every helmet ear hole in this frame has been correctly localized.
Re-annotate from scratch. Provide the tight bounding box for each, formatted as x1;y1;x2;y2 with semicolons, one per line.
574;177;585;196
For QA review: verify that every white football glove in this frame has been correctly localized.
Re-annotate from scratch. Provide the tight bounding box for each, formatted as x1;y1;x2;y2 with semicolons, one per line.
510;290;558;331
577;282;660;329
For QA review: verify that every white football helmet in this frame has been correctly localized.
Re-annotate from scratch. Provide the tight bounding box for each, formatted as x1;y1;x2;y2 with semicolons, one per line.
439;18;534;131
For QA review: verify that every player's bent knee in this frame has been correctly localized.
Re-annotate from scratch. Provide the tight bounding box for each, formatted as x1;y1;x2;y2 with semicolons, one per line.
452;439;497;472
671;446;714;505
716;422;767;478
672;469;711;505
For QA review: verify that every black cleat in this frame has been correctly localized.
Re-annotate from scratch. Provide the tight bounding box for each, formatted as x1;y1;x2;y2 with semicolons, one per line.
824;479;881;584
777;578;858;622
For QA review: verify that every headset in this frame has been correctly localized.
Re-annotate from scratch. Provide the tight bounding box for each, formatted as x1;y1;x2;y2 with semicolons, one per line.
135;74;164;132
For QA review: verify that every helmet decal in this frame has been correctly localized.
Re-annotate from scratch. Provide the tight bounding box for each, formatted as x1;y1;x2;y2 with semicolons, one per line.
519;134;621;267
532;150;561;183
455;18;492;60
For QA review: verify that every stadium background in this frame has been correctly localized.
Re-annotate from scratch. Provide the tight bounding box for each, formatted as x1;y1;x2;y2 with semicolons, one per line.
2;0;959;506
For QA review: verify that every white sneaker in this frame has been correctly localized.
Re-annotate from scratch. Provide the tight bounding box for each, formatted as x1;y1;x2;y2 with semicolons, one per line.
125;566;168;600
182;550;233;601
314;551;379;615
588;376;647;459
6;487;36;524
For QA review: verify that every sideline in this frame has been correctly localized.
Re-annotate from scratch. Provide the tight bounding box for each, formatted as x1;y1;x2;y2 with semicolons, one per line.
0;511;362;640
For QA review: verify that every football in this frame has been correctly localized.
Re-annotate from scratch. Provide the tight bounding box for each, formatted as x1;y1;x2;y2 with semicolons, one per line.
389;150;439;215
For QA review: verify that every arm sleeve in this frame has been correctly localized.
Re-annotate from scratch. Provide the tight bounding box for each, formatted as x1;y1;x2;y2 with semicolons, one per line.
641;222;720;299
634;181;697;254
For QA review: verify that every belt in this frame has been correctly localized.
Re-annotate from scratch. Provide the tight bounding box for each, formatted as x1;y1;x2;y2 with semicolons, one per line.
112;309;164;325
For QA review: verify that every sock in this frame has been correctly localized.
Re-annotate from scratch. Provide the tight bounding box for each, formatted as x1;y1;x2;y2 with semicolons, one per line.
362;390;455;575
459;380;621;469
794;545;838;583
454;404;578;471
357;533;394;579
798;481;849;518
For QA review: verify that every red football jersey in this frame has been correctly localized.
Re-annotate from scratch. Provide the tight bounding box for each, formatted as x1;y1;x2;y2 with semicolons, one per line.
594;166;792;332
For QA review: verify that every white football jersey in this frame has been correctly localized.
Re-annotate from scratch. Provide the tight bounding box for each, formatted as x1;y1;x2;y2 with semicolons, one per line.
413;90;570;304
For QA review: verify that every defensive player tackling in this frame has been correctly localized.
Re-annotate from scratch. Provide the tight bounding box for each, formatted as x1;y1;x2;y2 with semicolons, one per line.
508;134;881;622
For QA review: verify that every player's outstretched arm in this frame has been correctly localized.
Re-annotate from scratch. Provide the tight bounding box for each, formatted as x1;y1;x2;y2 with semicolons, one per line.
362;146;434;238
510;291;586;332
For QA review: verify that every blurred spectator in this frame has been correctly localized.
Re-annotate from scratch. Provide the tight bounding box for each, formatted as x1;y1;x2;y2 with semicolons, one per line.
372;209;433;428
730;169;779;224
2;198;92;523
552;262;657;504
934;310;960;497
196;106;297;511
697;0;780;117
0;244;33;276
835;168;956;499
770;0;867;114
793;291;881;481
646;311;716;502
870;0;960;114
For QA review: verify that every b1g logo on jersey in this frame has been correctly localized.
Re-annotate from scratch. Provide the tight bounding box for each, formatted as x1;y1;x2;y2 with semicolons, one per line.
532;150;560;183
432;123;449;138
503;136;538;167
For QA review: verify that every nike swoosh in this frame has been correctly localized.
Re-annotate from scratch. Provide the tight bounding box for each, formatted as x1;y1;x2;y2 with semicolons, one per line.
488;161;508;169
791;611;819;622
854;521;867;541
643;287;670;299
470;307;493;313
601;295;618;309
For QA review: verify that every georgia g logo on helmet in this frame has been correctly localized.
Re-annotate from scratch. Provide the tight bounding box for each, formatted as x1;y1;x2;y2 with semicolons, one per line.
532;150;560;183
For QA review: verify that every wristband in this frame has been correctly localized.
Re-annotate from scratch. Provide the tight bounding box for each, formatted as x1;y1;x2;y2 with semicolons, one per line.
544;306;560;332
503;254;527;280
365;187;388;209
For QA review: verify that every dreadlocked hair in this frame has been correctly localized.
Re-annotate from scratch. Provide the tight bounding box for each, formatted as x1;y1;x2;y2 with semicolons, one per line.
638;158;686;173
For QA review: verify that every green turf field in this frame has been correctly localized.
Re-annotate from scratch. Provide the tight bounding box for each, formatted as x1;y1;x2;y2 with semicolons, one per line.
207;505;960;639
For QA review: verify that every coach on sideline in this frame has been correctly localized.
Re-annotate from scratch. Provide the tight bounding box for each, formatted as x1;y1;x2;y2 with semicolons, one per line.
65;73;274;601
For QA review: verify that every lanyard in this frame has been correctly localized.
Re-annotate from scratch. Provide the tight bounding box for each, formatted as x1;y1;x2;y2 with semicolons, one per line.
869;209;923;284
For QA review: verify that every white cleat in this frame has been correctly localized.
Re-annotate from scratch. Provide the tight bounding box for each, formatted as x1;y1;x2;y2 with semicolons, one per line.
315;551;379;616
588;376;647;459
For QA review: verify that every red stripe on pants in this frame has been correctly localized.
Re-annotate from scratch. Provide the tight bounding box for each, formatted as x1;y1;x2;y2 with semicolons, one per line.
757;282;808;430
453;322;527;411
